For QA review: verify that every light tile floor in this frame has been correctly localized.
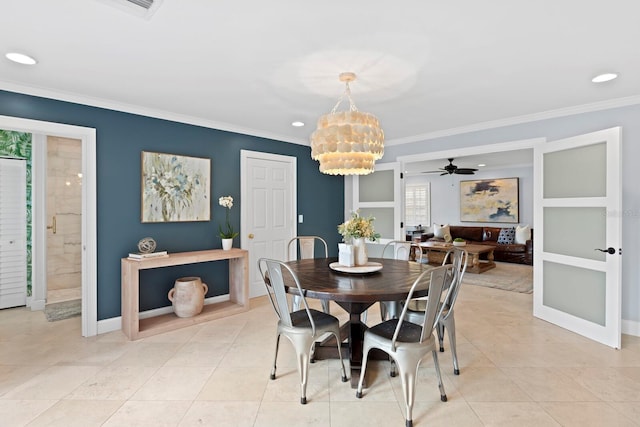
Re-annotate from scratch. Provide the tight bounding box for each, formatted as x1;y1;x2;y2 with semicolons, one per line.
1;284;640;426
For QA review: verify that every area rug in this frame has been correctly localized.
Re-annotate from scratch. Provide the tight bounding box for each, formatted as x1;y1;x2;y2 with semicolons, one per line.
44;299;81;321
463;262;533;293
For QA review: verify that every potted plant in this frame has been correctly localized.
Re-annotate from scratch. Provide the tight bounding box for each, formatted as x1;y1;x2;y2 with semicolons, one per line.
453;237;466;247
218;195;239;250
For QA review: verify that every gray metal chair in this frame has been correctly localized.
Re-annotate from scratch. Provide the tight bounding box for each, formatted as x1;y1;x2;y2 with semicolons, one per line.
287;236;330;313
356;265;453;427
406;248;468;375
258;258;347;404
377;241;415;322
363;241;424;323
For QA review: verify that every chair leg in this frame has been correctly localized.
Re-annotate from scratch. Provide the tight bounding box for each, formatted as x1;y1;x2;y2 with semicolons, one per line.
396;360;419;427
432;350;447;402
445;315;459;375
297;352;310;404
437;321;445;352
356;344;372;398
270;334;281;380
291;295;301;311
333;330;348;382
292;337;315;405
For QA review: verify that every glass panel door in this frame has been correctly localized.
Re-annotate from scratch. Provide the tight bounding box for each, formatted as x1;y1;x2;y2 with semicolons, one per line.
352;163;402;255
533;127;621;348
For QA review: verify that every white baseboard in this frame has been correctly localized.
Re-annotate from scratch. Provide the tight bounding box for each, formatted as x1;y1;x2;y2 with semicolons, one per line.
97;316;122;334
622;319;640;337
28;298;46;311
96;294;231;335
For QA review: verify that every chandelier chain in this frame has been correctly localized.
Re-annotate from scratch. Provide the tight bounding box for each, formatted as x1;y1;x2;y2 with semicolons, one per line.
330;81;359;114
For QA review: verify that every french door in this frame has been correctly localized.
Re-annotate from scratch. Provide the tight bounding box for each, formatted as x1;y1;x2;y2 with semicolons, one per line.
533;127;621;348
351;162;403;249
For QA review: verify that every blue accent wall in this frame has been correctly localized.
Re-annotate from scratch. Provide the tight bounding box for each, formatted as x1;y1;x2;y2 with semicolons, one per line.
0;90;344;320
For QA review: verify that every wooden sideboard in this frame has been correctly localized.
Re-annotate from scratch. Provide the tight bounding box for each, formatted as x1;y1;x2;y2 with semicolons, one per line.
121;248;249;340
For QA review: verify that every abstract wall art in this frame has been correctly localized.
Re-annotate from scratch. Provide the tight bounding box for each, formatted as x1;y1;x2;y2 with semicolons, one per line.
141;151;210;222
460;178;519;223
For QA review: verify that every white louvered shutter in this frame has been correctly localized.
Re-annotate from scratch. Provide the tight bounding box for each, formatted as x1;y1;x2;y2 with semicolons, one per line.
0;158;27;309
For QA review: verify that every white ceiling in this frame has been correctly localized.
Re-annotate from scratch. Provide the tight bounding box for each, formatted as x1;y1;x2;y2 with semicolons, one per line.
2;0;640;151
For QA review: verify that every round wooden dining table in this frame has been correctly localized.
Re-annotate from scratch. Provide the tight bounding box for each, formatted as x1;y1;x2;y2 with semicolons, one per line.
283;257;433;387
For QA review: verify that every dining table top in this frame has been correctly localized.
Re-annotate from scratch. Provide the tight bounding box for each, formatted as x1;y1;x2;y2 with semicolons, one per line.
282;257;433;303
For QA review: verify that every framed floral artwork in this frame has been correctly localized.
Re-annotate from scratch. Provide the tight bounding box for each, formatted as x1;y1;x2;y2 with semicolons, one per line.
460;177;519;223
141;151;211;222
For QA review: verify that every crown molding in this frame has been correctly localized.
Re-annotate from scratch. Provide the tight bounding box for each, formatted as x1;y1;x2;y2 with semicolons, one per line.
0;81;309;146
385;95;640;146
3;80;639;149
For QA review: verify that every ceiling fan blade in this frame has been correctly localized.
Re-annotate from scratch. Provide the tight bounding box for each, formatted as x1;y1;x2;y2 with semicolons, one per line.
421;170;445;174
440;172;449;176
455;169;477;175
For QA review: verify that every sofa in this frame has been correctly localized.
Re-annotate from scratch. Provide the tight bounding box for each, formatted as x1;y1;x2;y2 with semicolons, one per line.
412;225;533;265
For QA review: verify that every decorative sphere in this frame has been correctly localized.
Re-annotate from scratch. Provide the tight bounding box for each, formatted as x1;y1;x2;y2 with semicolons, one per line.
137;237;157;254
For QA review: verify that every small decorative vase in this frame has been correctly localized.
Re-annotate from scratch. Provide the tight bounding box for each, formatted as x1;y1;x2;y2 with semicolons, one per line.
352;237;368;266
222;238;233;250
168;277;209;318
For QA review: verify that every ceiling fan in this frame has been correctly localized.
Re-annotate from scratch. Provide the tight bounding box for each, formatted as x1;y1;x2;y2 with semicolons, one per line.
422;158;478;175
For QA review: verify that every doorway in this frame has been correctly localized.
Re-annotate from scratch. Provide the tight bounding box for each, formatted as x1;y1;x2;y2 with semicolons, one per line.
240;150;297;298
0;114;97;337
45;136;82;306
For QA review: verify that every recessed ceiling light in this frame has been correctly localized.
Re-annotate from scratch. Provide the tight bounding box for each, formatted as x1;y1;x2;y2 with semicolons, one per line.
5;52;38;65
592;73;618;83
477;164;486;167
291;121;305;127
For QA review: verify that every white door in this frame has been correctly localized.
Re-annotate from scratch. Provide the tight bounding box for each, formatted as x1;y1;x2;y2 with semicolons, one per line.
241;150;296;297
0;158;27;309
533;127;621;348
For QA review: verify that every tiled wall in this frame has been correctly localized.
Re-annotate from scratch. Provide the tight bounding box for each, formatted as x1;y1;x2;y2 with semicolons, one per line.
46;136;81;293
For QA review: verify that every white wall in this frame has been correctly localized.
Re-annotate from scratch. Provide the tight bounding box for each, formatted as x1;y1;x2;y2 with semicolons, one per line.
406;164;533;230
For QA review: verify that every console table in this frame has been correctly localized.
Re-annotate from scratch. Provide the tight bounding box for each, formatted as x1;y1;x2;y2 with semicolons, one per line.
121;248;249;340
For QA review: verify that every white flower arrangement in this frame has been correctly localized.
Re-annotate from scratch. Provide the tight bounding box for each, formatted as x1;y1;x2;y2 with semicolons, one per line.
218;196;239;239
338;210;381;242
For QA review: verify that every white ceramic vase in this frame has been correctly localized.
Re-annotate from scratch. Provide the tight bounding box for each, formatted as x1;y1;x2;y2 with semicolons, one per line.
222;238;233;250
352;237;368;266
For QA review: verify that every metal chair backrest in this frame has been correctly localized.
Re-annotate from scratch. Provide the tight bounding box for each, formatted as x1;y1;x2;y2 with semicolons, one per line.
287;236;328;261
394;265;452;346
382;240;412;261
257;258;316;334
440;248;468;320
